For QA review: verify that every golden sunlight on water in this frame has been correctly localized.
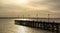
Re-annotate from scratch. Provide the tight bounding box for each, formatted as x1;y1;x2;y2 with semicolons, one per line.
0;19;52;33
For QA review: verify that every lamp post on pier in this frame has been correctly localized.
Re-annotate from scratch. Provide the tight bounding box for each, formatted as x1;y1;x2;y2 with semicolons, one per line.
36;13;38;21
48;14;50;22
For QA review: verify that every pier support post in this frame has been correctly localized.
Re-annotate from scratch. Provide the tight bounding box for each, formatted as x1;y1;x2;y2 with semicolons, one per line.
55;24;59;33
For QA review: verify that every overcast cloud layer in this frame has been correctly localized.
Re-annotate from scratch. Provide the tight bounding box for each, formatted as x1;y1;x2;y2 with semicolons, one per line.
0;0;60;18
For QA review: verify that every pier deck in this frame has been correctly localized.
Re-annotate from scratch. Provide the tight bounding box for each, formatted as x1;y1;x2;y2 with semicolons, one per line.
15;19;60;33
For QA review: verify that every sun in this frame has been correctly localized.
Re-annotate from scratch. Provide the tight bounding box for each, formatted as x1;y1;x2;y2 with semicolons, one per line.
15;0;29;4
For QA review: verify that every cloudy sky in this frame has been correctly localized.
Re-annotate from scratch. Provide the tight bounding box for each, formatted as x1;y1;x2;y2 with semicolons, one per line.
0;0;60;18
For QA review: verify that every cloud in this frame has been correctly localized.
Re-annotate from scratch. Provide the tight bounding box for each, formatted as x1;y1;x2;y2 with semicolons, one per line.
29;0;60;12
44;0;60;12
0;0;60;18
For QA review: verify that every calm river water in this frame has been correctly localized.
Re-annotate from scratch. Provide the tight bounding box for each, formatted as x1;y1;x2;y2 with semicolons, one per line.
0;19;60;33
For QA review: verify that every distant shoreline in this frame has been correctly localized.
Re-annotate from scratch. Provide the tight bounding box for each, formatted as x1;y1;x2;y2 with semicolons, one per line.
0;17;60;19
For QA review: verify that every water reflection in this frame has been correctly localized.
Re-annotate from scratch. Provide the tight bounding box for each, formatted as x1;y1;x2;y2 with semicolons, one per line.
17;26;26;33
16;25;52;33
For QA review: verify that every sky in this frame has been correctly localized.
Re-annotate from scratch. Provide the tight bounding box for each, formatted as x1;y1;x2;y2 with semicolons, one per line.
0;0;60;18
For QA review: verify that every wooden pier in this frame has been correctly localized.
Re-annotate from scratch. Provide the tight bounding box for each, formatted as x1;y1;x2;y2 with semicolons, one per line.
15;19;60;33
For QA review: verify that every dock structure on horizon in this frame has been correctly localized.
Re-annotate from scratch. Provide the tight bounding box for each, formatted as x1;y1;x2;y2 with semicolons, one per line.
15;19;60;33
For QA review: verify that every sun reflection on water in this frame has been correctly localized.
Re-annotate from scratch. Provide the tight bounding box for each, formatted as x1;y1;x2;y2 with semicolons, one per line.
17;25;26;33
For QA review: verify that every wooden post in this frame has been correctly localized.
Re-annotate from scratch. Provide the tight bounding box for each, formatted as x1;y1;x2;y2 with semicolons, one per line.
56;24;59;33
52;22;55;33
